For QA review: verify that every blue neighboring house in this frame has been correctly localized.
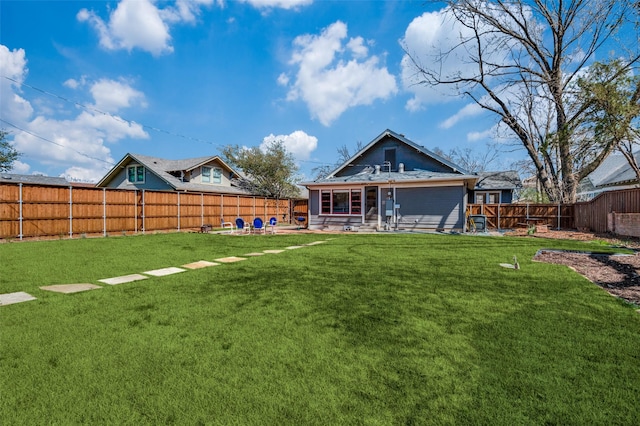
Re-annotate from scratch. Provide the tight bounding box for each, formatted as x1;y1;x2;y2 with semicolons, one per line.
96;153;248;195
303;129;479;232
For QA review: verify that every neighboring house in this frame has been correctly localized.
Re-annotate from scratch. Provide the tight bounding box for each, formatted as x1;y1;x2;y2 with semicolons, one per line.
0;173;70;186
303;129;478;232
96;153;248;194
469;170;522;204
577;152;640;201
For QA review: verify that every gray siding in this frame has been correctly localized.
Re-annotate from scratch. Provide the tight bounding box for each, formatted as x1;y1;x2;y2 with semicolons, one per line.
395;186;464;230
105;166;172;191
337;135;453;177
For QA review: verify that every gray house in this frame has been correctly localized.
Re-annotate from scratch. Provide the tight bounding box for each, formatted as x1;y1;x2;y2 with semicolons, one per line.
577;152;640;201
470;170;522;204
96;153;248;194
303;129;478;232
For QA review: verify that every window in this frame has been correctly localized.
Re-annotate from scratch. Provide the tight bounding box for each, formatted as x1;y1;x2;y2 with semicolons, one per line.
202;166;222;184
474;191;501;204
384;148;396;171
320;189;362;215
202;166;211;183
127;165;145;183
212;167;222;184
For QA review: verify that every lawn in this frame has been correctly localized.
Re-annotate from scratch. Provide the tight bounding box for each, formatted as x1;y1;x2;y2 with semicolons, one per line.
1;232;639;424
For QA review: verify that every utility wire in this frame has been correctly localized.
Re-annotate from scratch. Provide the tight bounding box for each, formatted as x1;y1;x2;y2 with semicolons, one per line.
0;118;115;166
1;75;335;167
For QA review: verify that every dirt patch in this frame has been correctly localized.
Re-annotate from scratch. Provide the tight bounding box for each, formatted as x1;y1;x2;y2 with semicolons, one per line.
511;229;640;306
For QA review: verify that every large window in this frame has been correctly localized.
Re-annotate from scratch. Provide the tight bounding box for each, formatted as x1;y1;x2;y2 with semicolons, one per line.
474;191;500;204
202;166;222;184
320;189;362;215
127;165;145;183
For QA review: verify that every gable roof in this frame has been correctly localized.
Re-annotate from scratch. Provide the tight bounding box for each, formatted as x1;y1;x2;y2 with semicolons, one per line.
585;152;640;188
474;171;522;190
0;173;70;186
326;129;470;178
96;153;248;194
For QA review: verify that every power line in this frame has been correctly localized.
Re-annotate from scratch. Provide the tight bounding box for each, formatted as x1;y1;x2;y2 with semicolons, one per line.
1;75;222;148
0;118;115;166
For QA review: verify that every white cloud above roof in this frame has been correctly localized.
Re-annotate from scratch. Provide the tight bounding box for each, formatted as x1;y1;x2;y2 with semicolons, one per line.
1;44;149;182
260;130;318;161
281;20;397;126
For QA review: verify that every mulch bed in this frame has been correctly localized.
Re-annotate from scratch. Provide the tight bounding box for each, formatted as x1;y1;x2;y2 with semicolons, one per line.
509;229;640;306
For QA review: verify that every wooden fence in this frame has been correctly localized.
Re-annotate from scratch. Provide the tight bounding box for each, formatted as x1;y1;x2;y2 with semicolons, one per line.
0;183;299;240
574;188;640;233
467;203;574;230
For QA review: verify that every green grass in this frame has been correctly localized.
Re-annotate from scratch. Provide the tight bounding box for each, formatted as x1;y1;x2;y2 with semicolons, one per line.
1;232;639;424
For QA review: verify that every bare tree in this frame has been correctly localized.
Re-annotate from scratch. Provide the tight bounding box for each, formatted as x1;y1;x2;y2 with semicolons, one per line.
404;0;639;202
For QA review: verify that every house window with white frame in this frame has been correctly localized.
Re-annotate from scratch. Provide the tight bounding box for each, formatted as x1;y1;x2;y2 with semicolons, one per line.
475;191;501;204
320;189;362;215
127;165;145;183
202;166;222;184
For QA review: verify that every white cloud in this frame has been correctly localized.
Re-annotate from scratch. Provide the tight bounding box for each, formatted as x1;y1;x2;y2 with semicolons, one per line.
7;160;30;174
0;44;149;182
283;21;397;126
90;78;147;113
0;45;33;123
439;103;483;129
77;0;215;56
467;129;493;142
238;0;312;10
260;130;318;161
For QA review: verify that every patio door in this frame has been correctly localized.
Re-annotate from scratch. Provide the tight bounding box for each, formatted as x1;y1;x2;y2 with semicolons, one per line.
365;186;378;222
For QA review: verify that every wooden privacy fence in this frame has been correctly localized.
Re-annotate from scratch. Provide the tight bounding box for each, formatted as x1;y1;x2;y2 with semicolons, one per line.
467;203;575;230
0;183;294;240
574;188;640;233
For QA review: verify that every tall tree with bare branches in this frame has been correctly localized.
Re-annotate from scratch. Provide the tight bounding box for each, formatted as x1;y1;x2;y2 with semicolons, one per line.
404;0;639;202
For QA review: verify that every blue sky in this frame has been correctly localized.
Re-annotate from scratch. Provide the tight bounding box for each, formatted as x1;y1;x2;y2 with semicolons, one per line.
1;0;514;182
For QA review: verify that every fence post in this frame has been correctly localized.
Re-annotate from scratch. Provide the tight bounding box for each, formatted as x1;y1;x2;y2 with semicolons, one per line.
557;203;561;230
134;190;138;234
201;193;204;227
142;190;146;234
18;183;23;240
497;203;501;230
103;188;107;237
69;185;73;239
177;192;181;232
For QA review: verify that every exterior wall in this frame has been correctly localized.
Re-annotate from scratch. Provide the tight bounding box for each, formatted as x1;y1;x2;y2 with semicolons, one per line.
308;185;465;231
105;164;172;191
469;189;514;204
395;186;464;230
336;136;452;177
191;161;233;187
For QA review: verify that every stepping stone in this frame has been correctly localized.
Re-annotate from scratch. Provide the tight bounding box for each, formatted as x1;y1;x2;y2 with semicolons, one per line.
214;256;247;263
0;292;37;306
40;284;101;294
286;246;304;250
244;252;265;256
263;250;285;254
182;261;219;269
143;267;186;277
99;274;149;285
305;241;327;245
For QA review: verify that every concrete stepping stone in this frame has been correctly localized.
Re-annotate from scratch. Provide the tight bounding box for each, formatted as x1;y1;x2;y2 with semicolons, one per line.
0;292;37;306
99;274;149;285
182;260;220;269
286;246;304;250
214;256;247;263
263;250;285;254
40;284;101;294
244;252;265;256
305;241;327;245
143;267;186;277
